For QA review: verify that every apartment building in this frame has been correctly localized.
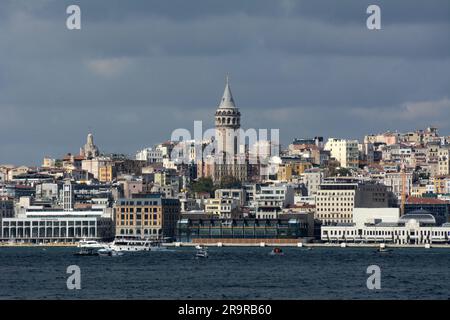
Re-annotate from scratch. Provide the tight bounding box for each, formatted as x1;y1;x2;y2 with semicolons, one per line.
303;168;324;196
438;148;450;176
324;138;359;169
204;198;239;219
114;194;180;239
214;189;246;207
383;172;413;200
254;184;295;219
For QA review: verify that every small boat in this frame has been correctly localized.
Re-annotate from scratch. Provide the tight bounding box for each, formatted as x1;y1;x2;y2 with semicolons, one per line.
376;243;392;253
74;247;99;256
269;247;284;256
98;247;123;257
195;247;208;258
78;239;106;249
376;247;392;253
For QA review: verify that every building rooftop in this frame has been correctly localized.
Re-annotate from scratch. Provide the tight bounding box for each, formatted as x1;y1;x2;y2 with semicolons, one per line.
398;211;436;225
406;196;448;205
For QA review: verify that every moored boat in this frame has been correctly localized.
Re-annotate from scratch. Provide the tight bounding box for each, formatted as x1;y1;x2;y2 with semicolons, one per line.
107;236;169;252
78;239;106;249
74;247;99;256
269;247;284;256
98;247;123;257
195;246;208;258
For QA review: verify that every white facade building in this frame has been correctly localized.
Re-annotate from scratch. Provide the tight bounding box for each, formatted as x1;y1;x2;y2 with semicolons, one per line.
324;138;359;169
254;184;295;219
321;208;450;245
135;147;163;163
383;172;413;200
1;210;114;242
315;179;392;225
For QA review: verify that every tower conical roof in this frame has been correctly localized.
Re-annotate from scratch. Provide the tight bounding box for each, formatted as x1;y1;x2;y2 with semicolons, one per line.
218;75;236;109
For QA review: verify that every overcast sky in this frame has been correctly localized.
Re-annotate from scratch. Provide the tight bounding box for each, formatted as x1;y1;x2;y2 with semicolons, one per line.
0;0;449;165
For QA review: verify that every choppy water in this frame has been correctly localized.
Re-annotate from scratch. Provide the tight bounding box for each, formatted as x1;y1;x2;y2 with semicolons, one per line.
0;247;448;299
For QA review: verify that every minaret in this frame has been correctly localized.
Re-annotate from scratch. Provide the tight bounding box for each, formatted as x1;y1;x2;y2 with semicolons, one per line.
215;75;241;159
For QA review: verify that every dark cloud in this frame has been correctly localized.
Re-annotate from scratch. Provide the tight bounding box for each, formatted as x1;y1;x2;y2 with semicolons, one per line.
0;0;449;164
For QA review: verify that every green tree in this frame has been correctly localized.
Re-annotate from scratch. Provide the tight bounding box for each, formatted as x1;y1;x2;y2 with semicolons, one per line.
190;177;215;196
336;168;352;177
218;175;242;189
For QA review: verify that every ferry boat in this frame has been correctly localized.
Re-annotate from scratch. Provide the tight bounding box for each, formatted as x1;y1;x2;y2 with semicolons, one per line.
107;236;169;252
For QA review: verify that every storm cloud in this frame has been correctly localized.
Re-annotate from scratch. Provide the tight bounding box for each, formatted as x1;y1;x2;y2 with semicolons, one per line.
0;0;449;164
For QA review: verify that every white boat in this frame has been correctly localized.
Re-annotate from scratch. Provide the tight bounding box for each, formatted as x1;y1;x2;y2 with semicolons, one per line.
74;247;99;256
108;237;151;252
98;247;123;257
195;247;208;258
107;236;168;252
78;239;106;249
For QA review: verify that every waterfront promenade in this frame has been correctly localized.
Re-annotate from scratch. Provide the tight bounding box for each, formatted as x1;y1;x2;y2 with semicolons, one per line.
2;241;448;249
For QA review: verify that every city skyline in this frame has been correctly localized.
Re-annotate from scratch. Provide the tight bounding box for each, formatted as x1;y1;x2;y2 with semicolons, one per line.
1;0;449;165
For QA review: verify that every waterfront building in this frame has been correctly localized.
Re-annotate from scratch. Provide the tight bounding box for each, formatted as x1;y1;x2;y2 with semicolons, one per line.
405;196;449;225
315;178;394;225
1;209;114;242
0;178;115;243
321;208;450;244
176;213;313;242
114;194;180;239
